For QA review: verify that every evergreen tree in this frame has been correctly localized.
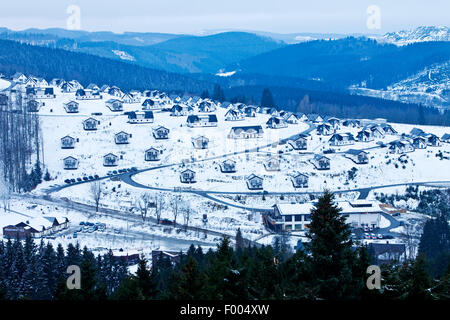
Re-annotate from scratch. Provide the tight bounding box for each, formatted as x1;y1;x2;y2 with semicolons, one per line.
135;255;158;299
112;276;145;300
201;90;209;99
167;255;206;299
235;228;245;251
408;255;432;300
418;214;450;277
212;84;226;101
307;191;359;299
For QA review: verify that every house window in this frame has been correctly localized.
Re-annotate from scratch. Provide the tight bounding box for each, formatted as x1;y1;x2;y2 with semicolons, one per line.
294;224;303;231
304;214;311;221
285;225;292;231
294;215;301;222
284;215;292;222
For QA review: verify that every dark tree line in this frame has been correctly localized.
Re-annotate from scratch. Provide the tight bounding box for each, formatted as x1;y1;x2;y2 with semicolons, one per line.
0;39;212;94
1;191;449;300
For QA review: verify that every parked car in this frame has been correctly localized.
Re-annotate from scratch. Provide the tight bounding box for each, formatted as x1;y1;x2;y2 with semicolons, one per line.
371;233;377;240
73;233;77;238
377;234;383;239
364;233;370;239
159;218;173;225
79;221;85;225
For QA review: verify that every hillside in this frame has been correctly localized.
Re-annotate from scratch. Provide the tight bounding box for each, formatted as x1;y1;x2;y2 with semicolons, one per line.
229;37;450;90
0;39;211;93
0;30;285;74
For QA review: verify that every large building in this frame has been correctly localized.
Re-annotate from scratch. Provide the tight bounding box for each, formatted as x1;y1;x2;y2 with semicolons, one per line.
264;200;384;233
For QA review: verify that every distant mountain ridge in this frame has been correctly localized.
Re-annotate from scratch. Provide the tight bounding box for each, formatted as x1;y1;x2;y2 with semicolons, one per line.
0;28;285;74
383;26;450;45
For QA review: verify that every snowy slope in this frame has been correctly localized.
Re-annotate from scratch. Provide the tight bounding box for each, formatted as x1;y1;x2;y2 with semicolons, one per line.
383;26;450;46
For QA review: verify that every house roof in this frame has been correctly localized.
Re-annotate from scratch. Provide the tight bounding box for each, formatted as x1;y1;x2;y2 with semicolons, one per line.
247;173;263;181
104;153;118;158
230;125;263;134
441;133;450;140
346;149;367;156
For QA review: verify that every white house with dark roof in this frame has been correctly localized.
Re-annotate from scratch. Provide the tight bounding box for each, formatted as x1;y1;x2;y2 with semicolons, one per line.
264;157;281;171
329;133;355;146
412;136;427;149
192;136;209;149
153;126;170;139
266;116;288;129
289;135;308;150
82;118;100;131
63;156;78;170
441;133;450;144
145;147;161;161
180;169;196;183
61;136;77;149
105;99;123;112
198;100;217;113
186;114;218;127
103;153;119;166
225;108;245;121
357;129;373;142
345;149;369;164
76;89;102;100
127;111;154;124
122;92;141;104
114;131;132;144
63;101;79;113
228;125;264;139
220;159;236;173
246;174;263;190
316;123;333;136
311;154;330;170
388;140;414;154
291;173;308;188
170;104;193;116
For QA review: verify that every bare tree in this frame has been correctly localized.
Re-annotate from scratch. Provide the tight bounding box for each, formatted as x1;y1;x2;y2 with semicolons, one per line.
0;163;11;212
155;193;166;224
399;221;424;260
90;181;103;212
182;207;192;232
170;195;181;227
135;192;153;222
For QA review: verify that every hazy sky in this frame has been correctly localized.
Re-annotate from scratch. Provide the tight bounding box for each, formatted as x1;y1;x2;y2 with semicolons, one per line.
0;0;448;34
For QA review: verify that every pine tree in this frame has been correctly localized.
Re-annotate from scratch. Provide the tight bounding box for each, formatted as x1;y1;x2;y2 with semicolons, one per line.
307;190;358;299
418;214;450;277
201;90;209;99
212;84;225;101
135;256;158;299
235;228;245;251
408;255;432;300
167;255;206;299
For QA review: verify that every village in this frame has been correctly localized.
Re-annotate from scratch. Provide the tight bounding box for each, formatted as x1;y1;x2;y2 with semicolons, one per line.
1;72;450;265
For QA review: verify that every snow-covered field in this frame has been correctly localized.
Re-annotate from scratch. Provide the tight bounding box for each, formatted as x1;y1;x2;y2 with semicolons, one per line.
1;83;449;255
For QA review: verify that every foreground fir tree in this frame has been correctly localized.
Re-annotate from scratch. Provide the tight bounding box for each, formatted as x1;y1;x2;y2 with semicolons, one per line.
167;255;206;299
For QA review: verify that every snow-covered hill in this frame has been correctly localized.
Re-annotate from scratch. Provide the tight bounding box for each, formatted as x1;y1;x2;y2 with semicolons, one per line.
383;26;449;46
350;61;450;110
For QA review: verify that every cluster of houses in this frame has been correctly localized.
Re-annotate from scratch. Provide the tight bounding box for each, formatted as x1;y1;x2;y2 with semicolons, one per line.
3;216;69;239
388;127;445;154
